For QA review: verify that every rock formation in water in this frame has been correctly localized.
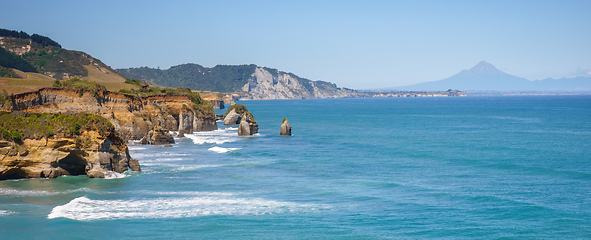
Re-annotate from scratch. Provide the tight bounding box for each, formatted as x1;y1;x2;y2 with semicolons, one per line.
237;112;259;136
223;109;241;125
9;88;217;140
280;119;292;136
139;125;175;145
0;112;140;180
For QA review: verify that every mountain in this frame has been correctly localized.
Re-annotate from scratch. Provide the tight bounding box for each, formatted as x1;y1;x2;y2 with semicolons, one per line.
118;64;354;100
0;28;129;93
396;61;591;92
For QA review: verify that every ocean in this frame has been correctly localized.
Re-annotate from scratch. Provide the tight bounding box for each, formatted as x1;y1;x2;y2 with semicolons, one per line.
1;96;590;239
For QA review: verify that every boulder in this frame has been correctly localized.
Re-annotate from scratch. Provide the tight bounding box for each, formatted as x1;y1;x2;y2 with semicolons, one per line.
224;109;241;125
280;119;292;136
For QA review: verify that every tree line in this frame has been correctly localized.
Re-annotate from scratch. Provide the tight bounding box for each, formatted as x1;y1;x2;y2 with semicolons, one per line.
0;28;61;48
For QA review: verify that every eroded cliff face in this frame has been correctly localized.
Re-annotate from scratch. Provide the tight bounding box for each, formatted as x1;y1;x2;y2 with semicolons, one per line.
241;67;354;100
0;130;140;180
10;88;217;140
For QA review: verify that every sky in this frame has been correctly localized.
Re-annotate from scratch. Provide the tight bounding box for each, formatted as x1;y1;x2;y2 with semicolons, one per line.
1;0;590;89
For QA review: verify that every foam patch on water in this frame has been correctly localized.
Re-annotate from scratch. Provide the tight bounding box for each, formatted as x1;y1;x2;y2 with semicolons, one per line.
185;128;239;145
48;193;327;221
104;171;128;179
0;210;14;216
208;146;240;153
0;187;100;197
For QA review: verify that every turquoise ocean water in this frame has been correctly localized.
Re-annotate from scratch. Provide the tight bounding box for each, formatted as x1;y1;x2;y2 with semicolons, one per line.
1;96;590;239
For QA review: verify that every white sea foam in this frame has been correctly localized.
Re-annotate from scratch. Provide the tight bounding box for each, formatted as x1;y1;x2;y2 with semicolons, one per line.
208;146;240;153
48;193;327;221
0;210;14;216
0;187;100;197
104;171;128;179
184;128;239;145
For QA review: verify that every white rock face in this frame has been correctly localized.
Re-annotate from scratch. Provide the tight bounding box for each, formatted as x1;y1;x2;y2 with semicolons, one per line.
241;67;352;100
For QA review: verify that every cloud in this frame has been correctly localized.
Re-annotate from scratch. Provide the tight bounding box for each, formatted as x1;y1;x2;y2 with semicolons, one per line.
571;67;591;76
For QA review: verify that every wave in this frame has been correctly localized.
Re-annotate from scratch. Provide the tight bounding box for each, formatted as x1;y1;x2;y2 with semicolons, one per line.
0;210;14;216
48;193;328;221
0;187;104;197
184;128;239;145
208;146;240;153
104;171;128;179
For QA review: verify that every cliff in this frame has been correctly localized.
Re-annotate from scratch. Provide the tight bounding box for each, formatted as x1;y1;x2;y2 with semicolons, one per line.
241;67;353;100
9;87;217;140
0;112;140;180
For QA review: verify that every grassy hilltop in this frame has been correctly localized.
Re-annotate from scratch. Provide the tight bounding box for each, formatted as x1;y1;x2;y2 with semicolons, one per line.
0;28;136;94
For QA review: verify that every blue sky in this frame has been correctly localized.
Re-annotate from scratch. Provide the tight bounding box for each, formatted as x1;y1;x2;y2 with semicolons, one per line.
1;0;590;89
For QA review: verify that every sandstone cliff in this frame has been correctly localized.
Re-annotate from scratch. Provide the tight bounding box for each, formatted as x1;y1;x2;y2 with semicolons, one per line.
0;112;140;180
9;87;217;140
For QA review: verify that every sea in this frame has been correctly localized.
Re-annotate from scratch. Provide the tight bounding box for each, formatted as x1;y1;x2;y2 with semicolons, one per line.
1;96;590;239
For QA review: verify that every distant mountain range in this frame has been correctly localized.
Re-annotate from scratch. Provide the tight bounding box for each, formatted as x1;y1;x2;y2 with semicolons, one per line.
396;61;591;92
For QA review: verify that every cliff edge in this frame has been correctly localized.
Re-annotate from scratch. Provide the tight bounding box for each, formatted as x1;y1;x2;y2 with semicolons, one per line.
10;80;217;140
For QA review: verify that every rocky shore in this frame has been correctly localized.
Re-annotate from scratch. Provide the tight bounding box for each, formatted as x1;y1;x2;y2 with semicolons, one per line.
0;112;140;180
10;87;217;140
0;85;219;179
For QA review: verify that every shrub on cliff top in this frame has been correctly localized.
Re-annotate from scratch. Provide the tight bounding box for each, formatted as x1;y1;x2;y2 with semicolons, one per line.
0;111;117;142
53;78;107;97
225;104;248;115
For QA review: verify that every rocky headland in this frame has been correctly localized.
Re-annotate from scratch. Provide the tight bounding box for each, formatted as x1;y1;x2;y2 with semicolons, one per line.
0;112;140;180
10;84;217;140
0;80;219;179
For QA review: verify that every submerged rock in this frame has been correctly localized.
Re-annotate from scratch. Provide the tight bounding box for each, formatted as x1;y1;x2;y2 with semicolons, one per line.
280;119;292;136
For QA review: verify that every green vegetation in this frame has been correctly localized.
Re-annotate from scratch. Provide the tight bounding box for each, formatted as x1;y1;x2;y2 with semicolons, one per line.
0;90;11;111
0;47;37;73
53;78;107;97
0;28;61;48
225;104;248;115
124;78;148;87
0;111;117;142
22;48;90;79
118;64;257;93
282;118;287;123
0;66;20;78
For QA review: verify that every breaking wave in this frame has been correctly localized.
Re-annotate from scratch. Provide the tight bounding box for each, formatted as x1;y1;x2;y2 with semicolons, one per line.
184;128;239;145
208;146;240;153
0;210;14;216
48;192;328;221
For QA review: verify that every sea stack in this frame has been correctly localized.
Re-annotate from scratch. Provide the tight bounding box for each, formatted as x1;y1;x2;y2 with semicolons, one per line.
237;112;259;136
223;109;241;125
280;118;292;136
